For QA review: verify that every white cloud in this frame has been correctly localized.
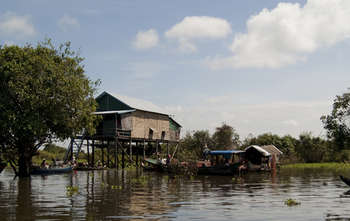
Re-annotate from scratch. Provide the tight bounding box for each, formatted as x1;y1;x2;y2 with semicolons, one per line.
0;12;36;38
58;15;80;32
165;16;232;52
164;98;331;138
133;29;159;50
207;0;350;69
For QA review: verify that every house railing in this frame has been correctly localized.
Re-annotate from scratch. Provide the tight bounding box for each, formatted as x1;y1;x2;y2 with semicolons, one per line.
95;127;131;137
116;129;131;137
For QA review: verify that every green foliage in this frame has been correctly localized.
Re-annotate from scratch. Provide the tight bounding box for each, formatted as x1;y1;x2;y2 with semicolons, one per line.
321;89;350;150
281;162;350;173
178;130;212;160
243;133;298;162
43;143;66;154
295;132;329;163
0;40;100;176
284;198;300;206
66;186;79;196
212;123;239;149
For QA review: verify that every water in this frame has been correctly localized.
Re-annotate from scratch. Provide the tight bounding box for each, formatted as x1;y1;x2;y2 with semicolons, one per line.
1;168;350;221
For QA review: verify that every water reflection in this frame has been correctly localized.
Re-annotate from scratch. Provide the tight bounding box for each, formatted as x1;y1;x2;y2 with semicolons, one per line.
1;168;350;220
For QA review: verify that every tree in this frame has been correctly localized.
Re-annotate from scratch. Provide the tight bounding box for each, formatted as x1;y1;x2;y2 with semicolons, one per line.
0;41;100;177
179;130;213;160
212;123;240;150
295;132;328;163
321;89;350;151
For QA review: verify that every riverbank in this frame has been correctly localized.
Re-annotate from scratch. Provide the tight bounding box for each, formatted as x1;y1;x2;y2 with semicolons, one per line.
281;162;350;171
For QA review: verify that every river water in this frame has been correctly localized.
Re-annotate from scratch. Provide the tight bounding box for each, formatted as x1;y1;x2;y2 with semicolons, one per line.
1;168;350;221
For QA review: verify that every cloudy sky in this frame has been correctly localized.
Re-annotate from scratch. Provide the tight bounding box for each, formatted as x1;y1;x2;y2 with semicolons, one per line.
2;0;350;139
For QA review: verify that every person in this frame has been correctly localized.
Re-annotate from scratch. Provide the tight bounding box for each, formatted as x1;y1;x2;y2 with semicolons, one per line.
40;159;48;168
166;154;171;165
202;144;210;160
238;160;247;174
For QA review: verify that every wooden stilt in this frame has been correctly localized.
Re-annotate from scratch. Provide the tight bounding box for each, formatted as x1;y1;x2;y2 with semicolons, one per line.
101;141;105;166
122;142;125;169
156;140;158;154
115;137;118;169
107;140;110;168
87;139;90;166
167;142;169;156
136;142;139;167
92;140;95;167
71;138;75;161
143;139;146;159
129;138;132;164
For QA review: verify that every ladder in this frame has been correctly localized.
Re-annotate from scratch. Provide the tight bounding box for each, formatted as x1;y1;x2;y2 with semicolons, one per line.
63;136;86;163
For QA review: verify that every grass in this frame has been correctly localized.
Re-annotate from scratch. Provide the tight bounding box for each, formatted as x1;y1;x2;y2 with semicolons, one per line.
281;162;350;172
284;198;300;206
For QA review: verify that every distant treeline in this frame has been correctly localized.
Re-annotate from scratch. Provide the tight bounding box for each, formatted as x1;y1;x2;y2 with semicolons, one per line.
177;89;350;164
177;123;350;164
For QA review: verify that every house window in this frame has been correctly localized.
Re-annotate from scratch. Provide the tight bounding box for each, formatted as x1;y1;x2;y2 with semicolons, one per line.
149;128;153;140
161;131;166;140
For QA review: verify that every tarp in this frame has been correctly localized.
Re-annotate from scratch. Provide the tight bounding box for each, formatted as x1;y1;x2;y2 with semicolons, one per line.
144;158;160;165
244;145;271;157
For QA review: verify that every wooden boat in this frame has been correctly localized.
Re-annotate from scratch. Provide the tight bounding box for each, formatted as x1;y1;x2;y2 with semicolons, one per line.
340;175;350;187
197;150;245;176
31;166;73;175
141;158;165;172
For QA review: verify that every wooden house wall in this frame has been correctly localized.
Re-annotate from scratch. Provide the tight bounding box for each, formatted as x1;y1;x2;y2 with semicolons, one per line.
131;110;170;140
121;113;133;131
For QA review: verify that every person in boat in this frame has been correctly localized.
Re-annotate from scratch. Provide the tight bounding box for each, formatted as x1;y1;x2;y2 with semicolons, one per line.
40;159;48;169
166;154;171;165
202;144;210;160
238;159;247;174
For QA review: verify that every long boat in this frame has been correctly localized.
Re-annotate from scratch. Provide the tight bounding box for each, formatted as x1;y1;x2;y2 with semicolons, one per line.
141;158;165;172
340;175;350;187
31;166;73;175
197;150;245;176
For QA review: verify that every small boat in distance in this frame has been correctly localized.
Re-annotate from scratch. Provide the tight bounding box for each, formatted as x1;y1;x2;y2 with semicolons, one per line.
197;150;245;176
31;166;73;175
340;175;350;187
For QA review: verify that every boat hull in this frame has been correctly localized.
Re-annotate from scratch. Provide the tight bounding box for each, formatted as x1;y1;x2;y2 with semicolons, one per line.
197;166;237;176
31;167;73;175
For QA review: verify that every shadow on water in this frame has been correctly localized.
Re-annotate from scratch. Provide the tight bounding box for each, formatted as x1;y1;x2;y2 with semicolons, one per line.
1;168;350;220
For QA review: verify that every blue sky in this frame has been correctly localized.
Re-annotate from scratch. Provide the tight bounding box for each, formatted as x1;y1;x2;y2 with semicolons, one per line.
2;0;350;139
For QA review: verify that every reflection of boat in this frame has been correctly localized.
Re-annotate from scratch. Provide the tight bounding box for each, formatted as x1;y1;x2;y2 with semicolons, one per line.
0;162;6;173
340;175;350;187
197;150;245;176
31;166;73;175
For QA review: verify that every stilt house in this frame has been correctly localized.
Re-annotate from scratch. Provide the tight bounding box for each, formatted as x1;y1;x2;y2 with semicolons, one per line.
93;91;181;141
64;91;181;168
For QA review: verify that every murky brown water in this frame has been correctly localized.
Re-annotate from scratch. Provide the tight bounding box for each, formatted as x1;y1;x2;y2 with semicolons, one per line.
1;168;350;221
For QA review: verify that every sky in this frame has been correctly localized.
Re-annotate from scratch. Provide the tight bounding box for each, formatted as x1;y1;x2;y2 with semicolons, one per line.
1;0;350;139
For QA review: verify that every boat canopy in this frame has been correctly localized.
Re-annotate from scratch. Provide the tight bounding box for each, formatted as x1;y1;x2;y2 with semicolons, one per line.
244;145;271;157
209;150;245;156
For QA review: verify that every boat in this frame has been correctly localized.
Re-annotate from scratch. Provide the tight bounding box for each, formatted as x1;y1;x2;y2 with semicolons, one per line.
141;158;165;172
197;150;245;176
31;166;73;175
340;175;350;187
